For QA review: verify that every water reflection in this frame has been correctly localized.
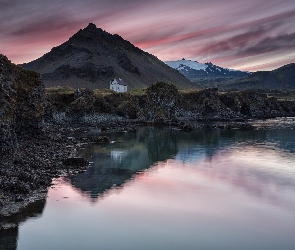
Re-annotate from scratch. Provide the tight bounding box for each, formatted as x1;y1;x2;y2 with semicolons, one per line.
71;126;295;203
179;146;295;212
17;124;293;250
2;119;295;249
72;128;179;200
0;228;18;250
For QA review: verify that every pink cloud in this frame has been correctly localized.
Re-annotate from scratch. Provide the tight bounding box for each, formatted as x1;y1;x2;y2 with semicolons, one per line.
0;0;294;71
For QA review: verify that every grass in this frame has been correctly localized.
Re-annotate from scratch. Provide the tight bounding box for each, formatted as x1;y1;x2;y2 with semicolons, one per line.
93;88;115;97
129;88;147;96
45;86;142;97
266;90;295;102
179;89;201;94
45;86;75;95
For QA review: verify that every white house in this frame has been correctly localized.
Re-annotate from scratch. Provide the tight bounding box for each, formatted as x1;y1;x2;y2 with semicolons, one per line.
110;78;127;93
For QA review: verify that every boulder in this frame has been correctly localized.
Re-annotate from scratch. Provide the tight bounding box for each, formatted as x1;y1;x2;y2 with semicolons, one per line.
138;82;181;122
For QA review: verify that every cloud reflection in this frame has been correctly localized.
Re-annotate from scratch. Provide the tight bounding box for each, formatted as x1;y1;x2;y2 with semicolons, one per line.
64;126;295;213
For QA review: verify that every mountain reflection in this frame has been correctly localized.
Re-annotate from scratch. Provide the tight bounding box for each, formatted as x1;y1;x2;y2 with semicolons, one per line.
71;128;179;200
70;126;295;201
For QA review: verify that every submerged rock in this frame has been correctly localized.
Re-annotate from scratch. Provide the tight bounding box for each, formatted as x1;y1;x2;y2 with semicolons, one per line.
91;136;111;144
177;122;195;131
63;157;88;167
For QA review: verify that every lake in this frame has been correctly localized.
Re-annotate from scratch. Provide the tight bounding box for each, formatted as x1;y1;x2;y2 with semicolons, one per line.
6;118;295;249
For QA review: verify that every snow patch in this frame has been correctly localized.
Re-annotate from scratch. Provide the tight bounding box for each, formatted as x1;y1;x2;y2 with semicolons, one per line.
165;59;250;76
165;59;207;71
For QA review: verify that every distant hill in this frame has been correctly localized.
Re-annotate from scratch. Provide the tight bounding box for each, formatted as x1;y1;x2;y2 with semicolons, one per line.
22;23;193;90
165;59;250;80
223;63;295;90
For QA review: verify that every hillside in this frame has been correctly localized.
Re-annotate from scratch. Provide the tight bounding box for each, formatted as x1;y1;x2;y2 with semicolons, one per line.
22;23;193;90
223;63;295;90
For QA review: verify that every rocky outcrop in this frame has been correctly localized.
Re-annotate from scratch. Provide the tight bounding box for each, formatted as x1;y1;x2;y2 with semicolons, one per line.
0;54;45;153
43;84;295;125
45;87;138;123
138;82;181;122
182;88;221;117
178;88;295;120
45;82;182;124
219;91;284;117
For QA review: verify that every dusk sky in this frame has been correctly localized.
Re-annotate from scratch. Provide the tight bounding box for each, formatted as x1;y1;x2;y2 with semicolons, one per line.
1;0;295;72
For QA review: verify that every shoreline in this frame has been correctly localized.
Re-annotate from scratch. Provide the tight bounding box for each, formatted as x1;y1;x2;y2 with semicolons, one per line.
0;120;138;230
0;124;91;229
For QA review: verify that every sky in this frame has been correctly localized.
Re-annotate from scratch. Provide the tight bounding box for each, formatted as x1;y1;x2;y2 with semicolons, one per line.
1;0;295;72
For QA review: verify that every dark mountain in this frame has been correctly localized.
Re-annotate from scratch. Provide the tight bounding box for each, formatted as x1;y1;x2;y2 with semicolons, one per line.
165;59;250;79
22;23;193;90
223;63;295;90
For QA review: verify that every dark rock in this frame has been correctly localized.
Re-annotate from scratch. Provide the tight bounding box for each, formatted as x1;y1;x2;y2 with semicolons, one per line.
42;63;115;83
138;82;181;123
91;136;111;144
0;54;45;153
100;125;107;132
117;52;140;75
236;122;255;130
63;157;88;167
224;122;254;130
177;122;195;131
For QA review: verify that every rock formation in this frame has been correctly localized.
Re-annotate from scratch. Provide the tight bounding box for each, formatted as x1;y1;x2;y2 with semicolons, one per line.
44;84;295;124
0;54;45;153
138;82;181;122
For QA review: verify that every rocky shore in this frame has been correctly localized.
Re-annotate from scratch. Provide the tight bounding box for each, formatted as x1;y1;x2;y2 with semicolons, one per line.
0;125;86;223
0;55;92;229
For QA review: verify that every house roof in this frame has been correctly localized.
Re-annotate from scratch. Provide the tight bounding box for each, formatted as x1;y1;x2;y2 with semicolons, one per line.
111;78;127;86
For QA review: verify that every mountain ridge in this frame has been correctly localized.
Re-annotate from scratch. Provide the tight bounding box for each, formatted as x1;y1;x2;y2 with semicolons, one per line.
165;59;250;80
223;63;295;90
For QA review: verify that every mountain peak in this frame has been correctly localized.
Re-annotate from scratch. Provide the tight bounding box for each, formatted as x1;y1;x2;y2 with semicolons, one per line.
81;22;105;35
86;22;97;29
68;23;109;45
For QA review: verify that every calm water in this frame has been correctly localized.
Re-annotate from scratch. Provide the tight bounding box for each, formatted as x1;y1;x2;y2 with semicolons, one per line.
9;119;295;249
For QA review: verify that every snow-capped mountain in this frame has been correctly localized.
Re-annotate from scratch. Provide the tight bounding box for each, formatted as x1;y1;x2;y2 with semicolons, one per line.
165;59;250;79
